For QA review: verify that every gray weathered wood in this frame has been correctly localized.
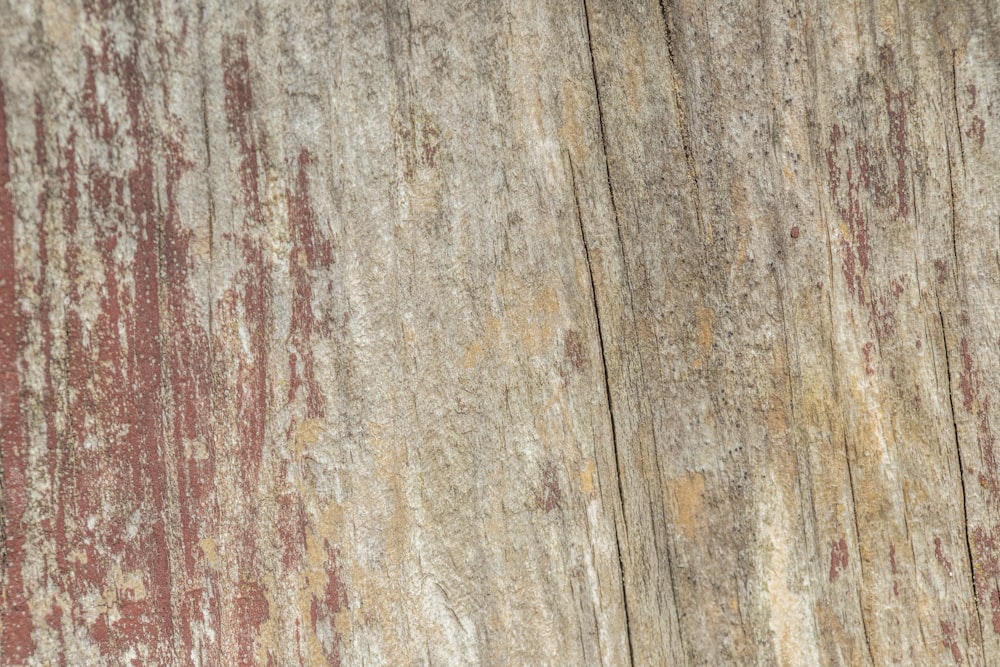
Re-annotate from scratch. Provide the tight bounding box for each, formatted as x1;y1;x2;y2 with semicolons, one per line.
1;0;998;664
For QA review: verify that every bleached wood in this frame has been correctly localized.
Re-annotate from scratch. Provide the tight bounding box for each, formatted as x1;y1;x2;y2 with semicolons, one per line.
1;1;998;665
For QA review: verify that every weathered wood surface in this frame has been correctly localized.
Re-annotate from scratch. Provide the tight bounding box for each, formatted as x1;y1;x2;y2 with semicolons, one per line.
1;0;999;664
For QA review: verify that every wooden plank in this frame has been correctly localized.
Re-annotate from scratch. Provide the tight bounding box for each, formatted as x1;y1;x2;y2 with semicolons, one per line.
0;0;997;664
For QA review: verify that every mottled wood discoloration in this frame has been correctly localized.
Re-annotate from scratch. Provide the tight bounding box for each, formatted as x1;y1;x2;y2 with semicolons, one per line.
1;0;998;665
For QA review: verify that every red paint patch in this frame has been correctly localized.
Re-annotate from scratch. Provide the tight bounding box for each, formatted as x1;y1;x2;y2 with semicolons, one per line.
152;40;223;662
790;225;800;238
287;148;333;418
826;84;912;318
222;36;262;215
862;341;876;376
940;620;963;664
310;541;348;667
968;116;986;150
954;339;1000;503
235;580;270;667
829;537;849;582
0;82;38;666
935;259;948;284
934;537;955;577
536;461;563;512
827;125;871;307
889;543;900;596
564;330;585;370
971;527;1000;634
277;491;309;570
391;114;442;181
885;88;909;218
959;338;976;411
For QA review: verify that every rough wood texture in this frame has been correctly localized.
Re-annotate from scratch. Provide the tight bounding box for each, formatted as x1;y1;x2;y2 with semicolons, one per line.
1;0;998;664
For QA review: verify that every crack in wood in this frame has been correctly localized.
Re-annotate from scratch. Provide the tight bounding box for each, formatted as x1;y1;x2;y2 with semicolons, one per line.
567;146;636;667
939;306;987;653
840;432;876;666
658;0;706;243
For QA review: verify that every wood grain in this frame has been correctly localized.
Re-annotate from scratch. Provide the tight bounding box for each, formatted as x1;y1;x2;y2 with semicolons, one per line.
1;0;998;664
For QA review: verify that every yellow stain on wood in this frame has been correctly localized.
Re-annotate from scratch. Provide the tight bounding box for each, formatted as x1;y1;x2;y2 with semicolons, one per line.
279;502;349;667
671;472;706;540
334;609;353;637
67;549;88;565
461;340;484;369
735;236;748;266
877;5;897;38
623;30;646;114
99;567;149;626
465;275;564;364
42;0;79;45
293;418;326;458
199;538;221;570
559;79;587;160
519;286;560;356
581;458;596;495
184;438;209;461
534;384;582;464
768;352;790;439
696;306;715;352
253;572;279;667
116;570;147;602
759;478;819;666
461;316;500;368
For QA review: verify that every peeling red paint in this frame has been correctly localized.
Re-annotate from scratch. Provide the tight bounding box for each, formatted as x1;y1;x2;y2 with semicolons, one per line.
934;537;955;577
565;330;585;370
968;116;986;150
235;581;270;667
955;336;1000;504
33;98;71;667
960;338;976;411
120;25;178;660
161;83;222;667
277;491;309;570
829;537;849;582
870;282;903;339
827;124;870;307
288;148;333;418
862;341;876;376
935;259;948;284
222;35;262;217
885;88;909;218
391;114;442;181
536;461;563;512
234;244;270;487
826;82;912;319
940;620;963;664
39;12;193;661
221;35;284;667
971;527;1000;634
310;541;348;667
0;81;38;667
